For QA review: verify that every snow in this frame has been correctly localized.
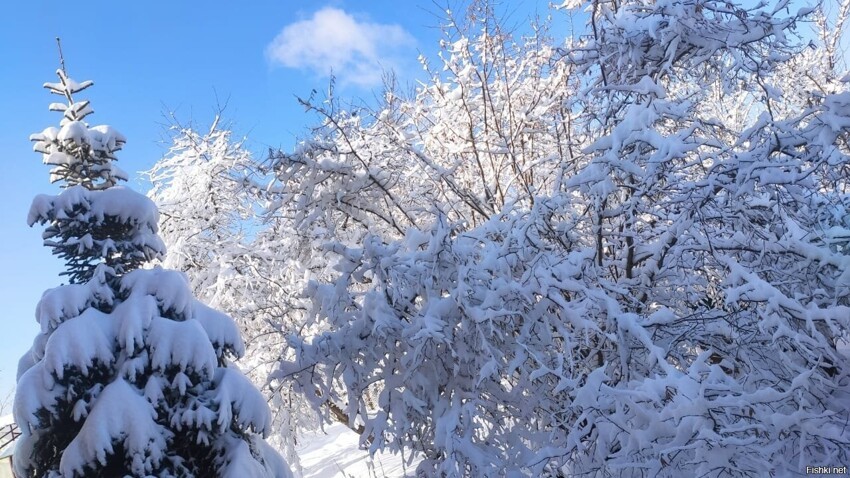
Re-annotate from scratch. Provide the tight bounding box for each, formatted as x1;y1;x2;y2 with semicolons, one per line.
65;101;94;122
59;379;167;477
253;437;295;478
219;434;294;478
209;368;271;435
43;71;93;96
194;301;246;358
113;294;157;352
44;151;75;166
42;308;116;379
147;316;216;377
33;269;115;333
81;186;159;226
221;437;276;478
56;121;88;144
296;423;419;478
14;362;59;433
121;268;193;319
28;185;162;234
29;126;59;154
89;124;127;152
28;103;128;190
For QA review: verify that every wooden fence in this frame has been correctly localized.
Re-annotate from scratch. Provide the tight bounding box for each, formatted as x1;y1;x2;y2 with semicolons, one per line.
0;423;19;453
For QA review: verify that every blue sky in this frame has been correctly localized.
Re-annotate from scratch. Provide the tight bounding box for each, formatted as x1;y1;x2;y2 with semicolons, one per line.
0;0;558;404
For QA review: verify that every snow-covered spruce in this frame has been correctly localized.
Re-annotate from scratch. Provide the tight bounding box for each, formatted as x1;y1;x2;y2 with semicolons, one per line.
28;68;157;285
14;68;291;477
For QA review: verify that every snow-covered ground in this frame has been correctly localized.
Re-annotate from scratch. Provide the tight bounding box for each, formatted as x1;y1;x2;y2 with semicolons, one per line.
2;413;415;477
297;423;418;478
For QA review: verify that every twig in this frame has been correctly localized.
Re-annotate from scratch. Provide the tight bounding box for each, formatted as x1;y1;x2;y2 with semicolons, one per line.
56;37;67;74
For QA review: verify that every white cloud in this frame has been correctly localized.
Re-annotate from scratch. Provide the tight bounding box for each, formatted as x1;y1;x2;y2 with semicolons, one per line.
266;7;415;88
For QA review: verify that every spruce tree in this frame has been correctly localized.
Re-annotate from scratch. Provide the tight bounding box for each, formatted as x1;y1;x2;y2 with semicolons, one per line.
14;59;291;477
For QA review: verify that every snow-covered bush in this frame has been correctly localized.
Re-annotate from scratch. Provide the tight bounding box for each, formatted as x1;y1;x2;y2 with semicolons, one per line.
265;1;850;476
14;67;292;477
134;0;850;475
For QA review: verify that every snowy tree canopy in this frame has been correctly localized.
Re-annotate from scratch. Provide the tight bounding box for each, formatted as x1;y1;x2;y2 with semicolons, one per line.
258;0;850;476
138;0;850;476
15;67;292;478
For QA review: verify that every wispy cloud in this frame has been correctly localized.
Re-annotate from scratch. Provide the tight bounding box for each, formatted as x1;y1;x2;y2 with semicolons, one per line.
266;7;416;88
